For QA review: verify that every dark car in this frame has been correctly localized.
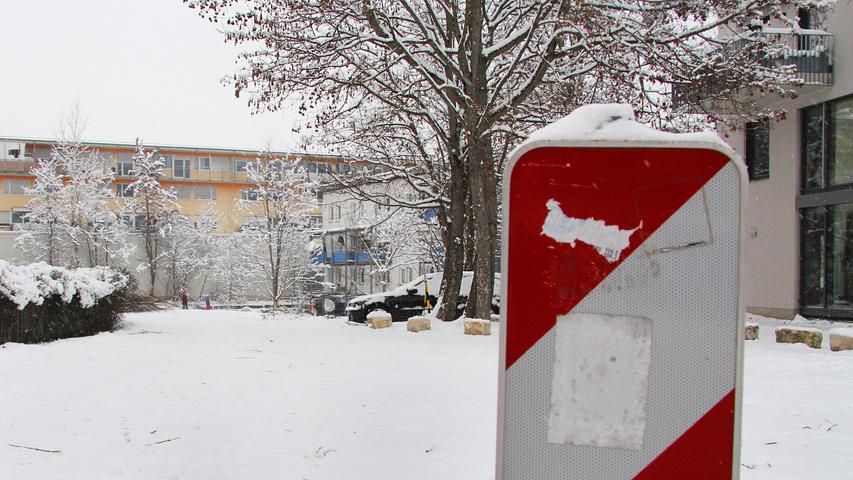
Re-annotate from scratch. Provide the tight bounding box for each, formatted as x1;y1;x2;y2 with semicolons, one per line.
346;271;499;323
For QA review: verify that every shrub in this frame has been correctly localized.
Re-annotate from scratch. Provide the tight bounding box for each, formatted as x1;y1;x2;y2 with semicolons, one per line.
0;261;129;344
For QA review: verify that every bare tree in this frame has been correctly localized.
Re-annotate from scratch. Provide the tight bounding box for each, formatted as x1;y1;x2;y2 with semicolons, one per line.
209;232;256;306
188;0;827;319
238;154;318;310
16;157;70;265
17;108;132;268
123;141;181;296
161;207;217;299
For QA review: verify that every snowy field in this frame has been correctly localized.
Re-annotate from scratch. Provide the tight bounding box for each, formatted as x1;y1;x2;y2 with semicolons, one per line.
1;310;851;479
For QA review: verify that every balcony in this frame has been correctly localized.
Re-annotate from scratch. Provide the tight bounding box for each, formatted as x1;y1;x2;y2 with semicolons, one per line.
313;251;384;265
0;160;38;174
113;168;252;184
672;30;834;110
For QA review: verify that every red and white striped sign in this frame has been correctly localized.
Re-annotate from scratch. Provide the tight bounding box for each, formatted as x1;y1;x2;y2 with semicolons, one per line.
497;136;745;479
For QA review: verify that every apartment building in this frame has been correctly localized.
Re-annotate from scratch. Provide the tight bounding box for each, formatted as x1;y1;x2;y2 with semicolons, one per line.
0;137;351;233
677;4;852;320
315;179;439;309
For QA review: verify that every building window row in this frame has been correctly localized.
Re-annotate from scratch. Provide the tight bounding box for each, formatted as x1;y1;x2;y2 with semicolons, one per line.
115;183;216;200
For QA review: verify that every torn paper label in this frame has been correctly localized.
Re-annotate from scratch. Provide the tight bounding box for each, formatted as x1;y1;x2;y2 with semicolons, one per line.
547;313;652;450
541;199;641;262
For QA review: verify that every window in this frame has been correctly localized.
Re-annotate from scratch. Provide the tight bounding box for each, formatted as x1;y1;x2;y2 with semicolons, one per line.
234;158;248;172
241;188;259;201
317;163;330;173
159;154;174;169
336;205;341;220
173;157;191;179
0;210;10;224
316;191;324;202
799;95;853;318
171;185;192;199
116;184;135;198
401;266;415;284
802;96;853;191
7;148;20;159
11;210;30;229
3;179;30;195
745;119;770;181
117;153;134;176
197;156;211;170
195;185;217;200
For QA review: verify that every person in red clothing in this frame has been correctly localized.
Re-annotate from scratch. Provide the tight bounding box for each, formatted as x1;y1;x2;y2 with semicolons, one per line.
181;290;189;310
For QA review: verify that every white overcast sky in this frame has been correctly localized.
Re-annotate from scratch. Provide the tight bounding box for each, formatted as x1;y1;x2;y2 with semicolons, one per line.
0;0;300;151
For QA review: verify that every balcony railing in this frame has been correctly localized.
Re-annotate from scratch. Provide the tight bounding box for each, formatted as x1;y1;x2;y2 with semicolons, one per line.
0;160;38;174
112;168;252;183
672;30;834;109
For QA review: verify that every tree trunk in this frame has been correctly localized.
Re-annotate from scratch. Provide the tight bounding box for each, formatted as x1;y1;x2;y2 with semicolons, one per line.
462;0;496;321
438;148;465;321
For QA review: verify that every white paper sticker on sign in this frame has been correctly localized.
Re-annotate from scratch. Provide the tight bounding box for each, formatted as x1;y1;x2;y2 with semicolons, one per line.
541;199;641;263
547;313;652;450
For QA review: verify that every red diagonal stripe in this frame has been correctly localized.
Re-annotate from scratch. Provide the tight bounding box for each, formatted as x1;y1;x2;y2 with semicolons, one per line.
506;147;729;368
634;390;736;479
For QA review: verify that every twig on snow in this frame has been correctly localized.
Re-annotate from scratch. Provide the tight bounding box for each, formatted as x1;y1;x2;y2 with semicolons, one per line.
147;437;181;446
8;444;61;454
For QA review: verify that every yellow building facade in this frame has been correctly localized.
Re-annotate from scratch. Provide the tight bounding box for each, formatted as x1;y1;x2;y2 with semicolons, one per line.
0;138;343;232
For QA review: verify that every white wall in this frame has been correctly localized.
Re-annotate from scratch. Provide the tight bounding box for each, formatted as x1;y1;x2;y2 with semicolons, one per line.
725;2;853;318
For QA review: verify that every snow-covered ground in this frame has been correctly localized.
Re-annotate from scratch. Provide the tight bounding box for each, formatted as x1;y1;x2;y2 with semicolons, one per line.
1;310;851;479
740;314;853;479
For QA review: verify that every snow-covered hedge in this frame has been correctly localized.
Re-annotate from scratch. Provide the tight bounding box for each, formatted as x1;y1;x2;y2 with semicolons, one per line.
0;260;127;310
1;261;130;345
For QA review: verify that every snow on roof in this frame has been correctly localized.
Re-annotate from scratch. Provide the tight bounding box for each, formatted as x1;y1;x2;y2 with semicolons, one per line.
520;104;726;149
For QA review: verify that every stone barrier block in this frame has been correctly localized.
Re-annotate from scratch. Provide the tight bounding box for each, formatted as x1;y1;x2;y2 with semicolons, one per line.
775;327;822;349
368;313;393;329
745;323;759;341
829;328;853;352
464;319;491;336
407;316;431;333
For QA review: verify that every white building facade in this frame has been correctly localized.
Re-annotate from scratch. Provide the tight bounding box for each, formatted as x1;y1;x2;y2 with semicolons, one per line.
718;4;853;319
315;180;440;309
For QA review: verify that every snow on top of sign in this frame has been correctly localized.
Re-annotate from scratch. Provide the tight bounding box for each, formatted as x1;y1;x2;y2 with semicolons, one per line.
522;104;725;147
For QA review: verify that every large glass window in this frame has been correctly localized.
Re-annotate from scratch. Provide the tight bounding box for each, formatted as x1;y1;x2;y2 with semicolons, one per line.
802;95;853;191
802;105;824;191
800;206;826;309
799;95;853;318
828;97;853;187
745;119;770;180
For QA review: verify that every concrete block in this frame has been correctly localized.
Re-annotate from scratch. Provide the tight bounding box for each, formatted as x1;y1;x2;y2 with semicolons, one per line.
775;327;822;349
407;316;431;332
829;328;853;352
368;313;392;329
464;319;491;336
745;323;759;341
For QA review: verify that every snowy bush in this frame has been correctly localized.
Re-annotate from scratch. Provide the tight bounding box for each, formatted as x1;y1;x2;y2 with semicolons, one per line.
0;261;129;345
0;260;127;310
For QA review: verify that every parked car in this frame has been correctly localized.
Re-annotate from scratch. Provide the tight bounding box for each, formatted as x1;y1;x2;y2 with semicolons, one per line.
346;271;500;323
